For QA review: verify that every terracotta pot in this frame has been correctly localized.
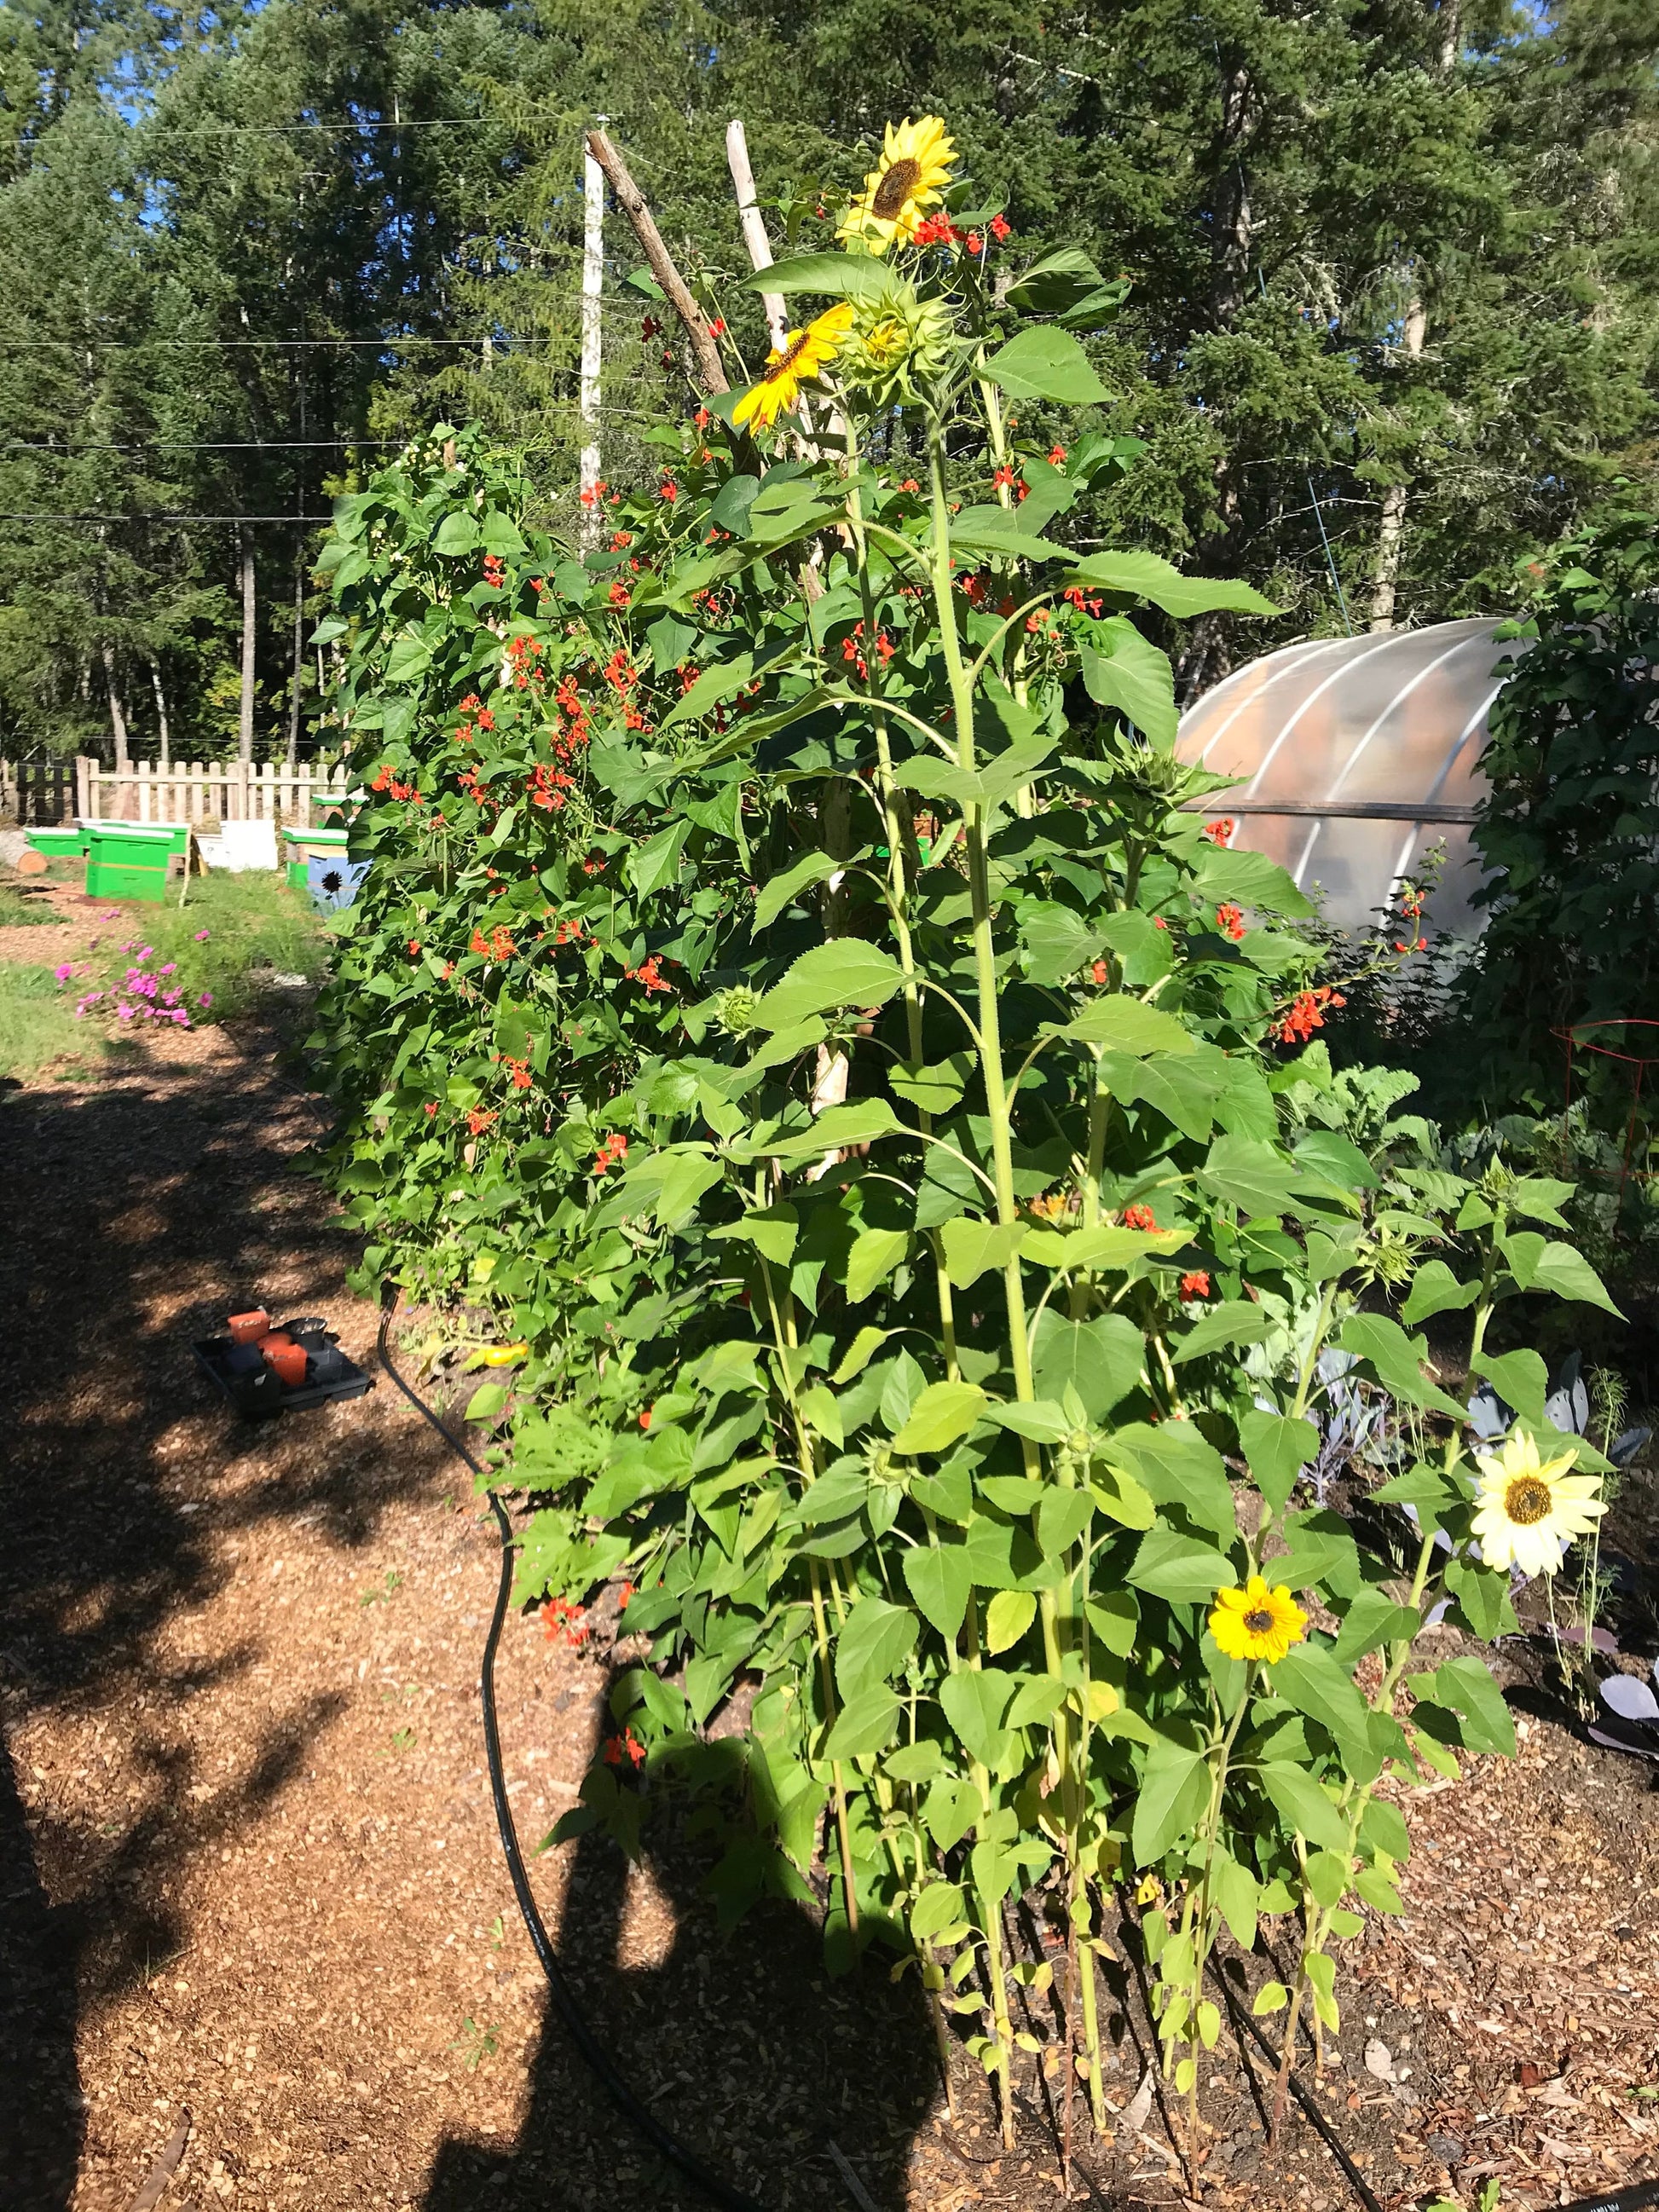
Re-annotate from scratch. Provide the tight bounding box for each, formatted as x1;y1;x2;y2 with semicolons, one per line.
264;1342;307;1388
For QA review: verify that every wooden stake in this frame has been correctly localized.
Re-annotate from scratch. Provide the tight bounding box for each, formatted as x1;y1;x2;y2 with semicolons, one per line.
584;130;728;393
579;130;605;541
725;118;787;352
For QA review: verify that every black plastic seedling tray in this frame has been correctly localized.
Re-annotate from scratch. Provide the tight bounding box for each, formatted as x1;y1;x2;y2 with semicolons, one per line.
194;1320;373;1418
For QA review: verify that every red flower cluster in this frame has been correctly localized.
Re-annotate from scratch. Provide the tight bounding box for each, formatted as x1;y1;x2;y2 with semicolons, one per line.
407;939;421;957
1062;586;1105;617
466;1108;499;1136
603;1728;646;1768
1048;443;1066;465
990;212;1012;242
592;1130;628;1176
506;633;545;694
840;621;894;681
470;924;517;962
579;477;609;509
482;553;506;590
912;212;962;248
1180;1270;1213;1300
581;857;604;876
1203;818;1235;846
658;477;678;503
1270;985;1347;1045
371;763;421;801
991;463;1018;490
540;1596;589;1649
494;1052;534;1091
608;579;631;608
1123;1203;1160;1232
626;956;669;994
547;915;587;947
1216;903;1247;942
1392;935;1428;954
610;530;633;552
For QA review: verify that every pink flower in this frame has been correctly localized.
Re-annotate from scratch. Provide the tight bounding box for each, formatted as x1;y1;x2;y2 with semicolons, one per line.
53;961;73;981
159;962;176;976
198;992;212;1008
100;909;119;920
193;928;211;941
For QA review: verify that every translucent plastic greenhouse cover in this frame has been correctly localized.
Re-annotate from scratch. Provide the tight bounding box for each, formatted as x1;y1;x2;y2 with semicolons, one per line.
1175;617;1529;936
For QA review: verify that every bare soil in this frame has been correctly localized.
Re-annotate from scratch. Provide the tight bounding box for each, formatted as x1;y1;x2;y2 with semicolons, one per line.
4;898;1659;2212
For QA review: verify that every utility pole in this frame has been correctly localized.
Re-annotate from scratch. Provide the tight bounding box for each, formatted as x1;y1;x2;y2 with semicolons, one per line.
579;122;606;546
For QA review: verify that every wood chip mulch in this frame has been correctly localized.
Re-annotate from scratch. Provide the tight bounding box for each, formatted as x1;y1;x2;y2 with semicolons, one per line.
3;928;1659;2212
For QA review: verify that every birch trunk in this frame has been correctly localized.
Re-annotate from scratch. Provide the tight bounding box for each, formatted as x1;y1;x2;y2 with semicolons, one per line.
239;526;257;765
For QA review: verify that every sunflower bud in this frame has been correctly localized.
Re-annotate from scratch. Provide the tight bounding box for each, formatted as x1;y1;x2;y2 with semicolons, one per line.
837;291;957;407
713;985;763;1037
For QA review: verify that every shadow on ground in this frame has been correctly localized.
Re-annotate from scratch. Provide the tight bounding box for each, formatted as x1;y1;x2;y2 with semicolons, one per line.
421;1730;941;2212
0;1028;445;2210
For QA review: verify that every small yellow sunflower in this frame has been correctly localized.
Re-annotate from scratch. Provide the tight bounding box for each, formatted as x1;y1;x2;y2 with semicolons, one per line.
730;303;855;432
1470;1429;1605;1579
837;115;957;255
1209;1576;1308;1666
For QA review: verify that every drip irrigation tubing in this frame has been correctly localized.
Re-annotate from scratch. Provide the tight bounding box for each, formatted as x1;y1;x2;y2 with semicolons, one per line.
375;1297;1659;2212
374;1297;766;2212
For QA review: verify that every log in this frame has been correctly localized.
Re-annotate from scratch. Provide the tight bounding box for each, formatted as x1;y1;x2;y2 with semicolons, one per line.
584;130;729;394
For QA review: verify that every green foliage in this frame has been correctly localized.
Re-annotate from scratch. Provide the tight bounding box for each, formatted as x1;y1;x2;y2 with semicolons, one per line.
0;962;114;1083
1459;511;1659;1096
315;148;1622;2144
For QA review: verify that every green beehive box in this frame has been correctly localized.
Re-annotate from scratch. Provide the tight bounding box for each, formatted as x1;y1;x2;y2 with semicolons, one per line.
84;820;189;904
25;825;89;861
282;823;351;891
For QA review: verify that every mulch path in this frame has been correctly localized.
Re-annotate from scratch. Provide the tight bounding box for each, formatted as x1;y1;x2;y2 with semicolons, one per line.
3;902;1659;2212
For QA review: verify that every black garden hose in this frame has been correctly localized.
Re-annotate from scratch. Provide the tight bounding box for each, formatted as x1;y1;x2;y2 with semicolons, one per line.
376;1297;767;2212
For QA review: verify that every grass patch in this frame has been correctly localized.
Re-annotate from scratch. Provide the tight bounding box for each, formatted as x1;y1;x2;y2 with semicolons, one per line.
0;965;121;1083
88;873;331;1021
0;880;65;925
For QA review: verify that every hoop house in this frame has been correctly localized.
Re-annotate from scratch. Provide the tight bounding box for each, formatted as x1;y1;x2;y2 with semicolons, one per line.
1176;618;1528;935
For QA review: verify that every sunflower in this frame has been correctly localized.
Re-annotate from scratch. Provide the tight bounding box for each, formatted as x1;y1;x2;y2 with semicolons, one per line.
1470;1429;1605;1579
1208;1576;1308;1666
731;303;855;432
837;115;957;255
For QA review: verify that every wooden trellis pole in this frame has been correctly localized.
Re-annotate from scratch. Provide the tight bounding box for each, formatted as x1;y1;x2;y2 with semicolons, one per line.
584;129;729;394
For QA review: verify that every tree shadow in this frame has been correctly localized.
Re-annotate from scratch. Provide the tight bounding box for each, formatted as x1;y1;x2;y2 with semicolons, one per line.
0;1027;448;2210
421;1689;940;2212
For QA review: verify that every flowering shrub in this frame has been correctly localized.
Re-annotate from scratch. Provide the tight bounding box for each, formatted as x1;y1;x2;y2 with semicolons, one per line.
315;136;1625;2151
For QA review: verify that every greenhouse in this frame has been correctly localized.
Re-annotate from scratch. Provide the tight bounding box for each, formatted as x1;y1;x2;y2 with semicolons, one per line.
1176;616;1529;934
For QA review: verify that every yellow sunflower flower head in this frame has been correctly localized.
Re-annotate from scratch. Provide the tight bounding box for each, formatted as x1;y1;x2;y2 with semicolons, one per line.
1470;1428;1604;1579
837;115;957;257
731;303;856;432
1208;1575;1308;1666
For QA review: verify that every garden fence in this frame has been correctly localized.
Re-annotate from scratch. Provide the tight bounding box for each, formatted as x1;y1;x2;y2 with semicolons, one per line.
72;757;355;827
1;755;76;827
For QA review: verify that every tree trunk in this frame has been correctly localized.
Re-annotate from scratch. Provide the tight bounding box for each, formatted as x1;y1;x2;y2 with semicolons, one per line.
148;660;171;768
101;642;130;775
239;526;257;764
1368;295;1427;631
1211;60;1257;331
286;540;305;770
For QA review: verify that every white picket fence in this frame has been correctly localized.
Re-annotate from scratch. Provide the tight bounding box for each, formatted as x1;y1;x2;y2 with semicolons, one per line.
72;757;355;827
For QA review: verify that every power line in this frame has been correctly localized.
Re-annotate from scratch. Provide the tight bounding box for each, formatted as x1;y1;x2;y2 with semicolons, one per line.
3;439;403;453
136;112;569;137
0;336;540;349
0;511;338;523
